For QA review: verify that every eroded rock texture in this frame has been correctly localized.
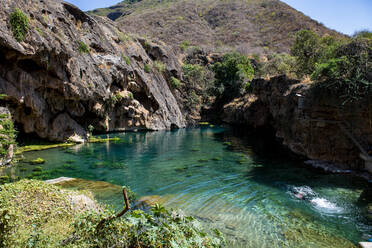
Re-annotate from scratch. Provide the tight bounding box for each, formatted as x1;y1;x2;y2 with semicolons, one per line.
223;75;372;169
0;0;185;141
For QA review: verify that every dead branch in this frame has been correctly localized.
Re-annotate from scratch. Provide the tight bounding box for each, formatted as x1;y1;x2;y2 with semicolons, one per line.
96;187;131;231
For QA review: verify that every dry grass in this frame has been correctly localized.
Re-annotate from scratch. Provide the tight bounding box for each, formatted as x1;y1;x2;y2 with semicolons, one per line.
88;0;344;55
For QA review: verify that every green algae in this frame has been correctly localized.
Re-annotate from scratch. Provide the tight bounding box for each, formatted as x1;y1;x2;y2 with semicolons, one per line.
88;136;120;143
16;143;75;155
29;157;45;164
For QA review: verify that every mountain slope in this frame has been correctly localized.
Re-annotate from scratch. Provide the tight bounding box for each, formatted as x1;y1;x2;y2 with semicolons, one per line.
89;0;344;54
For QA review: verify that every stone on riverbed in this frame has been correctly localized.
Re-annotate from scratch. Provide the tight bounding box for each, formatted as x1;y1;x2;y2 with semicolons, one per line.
46;177;125;206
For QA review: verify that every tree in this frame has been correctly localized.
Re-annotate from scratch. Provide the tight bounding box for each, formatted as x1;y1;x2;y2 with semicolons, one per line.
212;53;254;101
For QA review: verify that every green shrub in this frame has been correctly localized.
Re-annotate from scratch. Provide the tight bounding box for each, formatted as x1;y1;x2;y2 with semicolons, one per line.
0;180;224;248
212;52;254;101
353;30;372;39
71;205;224;247
154;60;166;72
88;124;94;135
182;63;206;85
256;53;297;78
10;8;29;42
122;55;131;65
144;63;150;73
109;93;123;105
117;31;131;43
291;29;371;103
128;92;134;100
310;39;372;103
180;40;191;51
78;41;90;53
291;30;346;77
0;114;16;158
290;30;321;76
170;77;181;88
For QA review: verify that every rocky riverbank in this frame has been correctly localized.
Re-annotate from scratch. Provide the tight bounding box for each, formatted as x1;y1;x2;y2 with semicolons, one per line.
0;0;185;144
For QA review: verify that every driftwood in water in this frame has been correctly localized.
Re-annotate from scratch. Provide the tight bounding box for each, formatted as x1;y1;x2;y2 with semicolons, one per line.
96;187;131;230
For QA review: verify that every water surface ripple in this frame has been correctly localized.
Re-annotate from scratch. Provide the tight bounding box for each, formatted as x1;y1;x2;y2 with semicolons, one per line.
5;127;371;247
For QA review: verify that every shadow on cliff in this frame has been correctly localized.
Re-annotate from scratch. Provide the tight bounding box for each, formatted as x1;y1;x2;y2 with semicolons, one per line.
212;125;369;193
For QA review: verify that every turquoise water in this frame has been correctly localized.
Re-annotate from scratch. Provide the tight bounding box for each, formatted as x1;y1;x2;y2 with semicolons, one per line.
2;127;371;247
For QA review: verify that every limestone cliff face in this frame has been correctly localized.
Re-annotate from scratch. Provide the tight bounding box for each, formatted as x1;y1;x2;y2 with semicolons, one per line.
0;0;185;141
223;76;372;169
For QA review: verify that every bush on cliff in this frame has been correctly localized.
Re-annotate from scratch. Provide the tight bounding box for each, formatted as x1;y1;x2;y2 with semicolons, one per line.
0;180;224;248
78;41;90;53
291;29;372;103
212;53;254;101
0;111;16;159
10;8;29;42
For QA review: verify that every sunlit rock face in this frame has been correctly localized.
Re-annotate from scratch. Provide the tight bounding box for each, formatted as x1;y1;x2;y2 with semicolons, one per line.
0;0;185;142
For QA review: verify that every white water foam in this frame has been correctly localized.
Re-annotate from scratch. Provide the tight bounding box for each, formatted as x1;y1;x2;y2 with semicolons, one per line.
310;197;344;213
289;185;344;213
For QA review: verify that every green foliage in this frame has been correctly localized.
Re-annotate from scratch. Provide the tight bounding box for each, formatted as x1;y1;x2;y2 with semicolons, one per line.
78;41;90;54
71;205;224;248
10;8;29;42
154;60;166;72
212;52;254;100
0;180;224;248
170;76;181;88
144;63;151;73
310;39;372;103
353;30;372;39
180;40;191;51
128;92;134;100
256;53;296;78
122;55;131;65
87;124;94;135
291;30;321;76
291;30;371;103
35;27;43;36
243;82;251;92
291;30;346;77
117;31;132;43
0;114;16;158
182;63;206;86
109;93;123;105
0;180;78;247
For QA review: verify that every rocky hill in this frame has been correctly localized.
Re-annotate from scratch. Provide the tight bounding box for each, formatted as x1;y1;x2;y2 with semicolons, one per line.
89;0;343;54
0;0;185;142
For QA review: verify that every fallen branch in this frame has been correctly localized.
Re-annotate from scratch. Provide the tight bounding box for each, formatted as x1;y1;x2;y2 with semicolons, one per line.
96;187;131;231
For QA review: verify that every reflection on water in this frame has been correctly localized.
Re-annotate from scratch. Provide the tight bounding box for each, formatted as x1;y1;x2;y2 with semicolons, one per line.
2;127;371;247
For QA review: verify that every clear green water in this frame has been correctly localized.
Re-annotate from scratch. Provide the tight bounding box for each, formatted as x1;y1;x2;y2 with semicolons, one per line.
2;127;371;247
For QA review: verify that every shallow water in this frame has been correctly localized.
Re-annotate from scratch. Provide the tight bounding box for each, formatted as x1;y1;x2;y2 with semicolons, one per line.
3;127;371;247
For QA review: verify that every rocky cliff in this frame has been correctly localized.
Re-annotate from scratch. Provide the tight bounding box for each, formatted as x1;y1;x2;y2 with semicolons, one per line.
223;76;372;169
0;0;185;142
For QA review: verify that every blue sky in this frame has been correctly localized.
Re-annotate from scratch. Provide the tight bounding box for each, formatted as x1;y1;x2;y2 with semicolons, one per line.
281;0;372;35
67;0;372;36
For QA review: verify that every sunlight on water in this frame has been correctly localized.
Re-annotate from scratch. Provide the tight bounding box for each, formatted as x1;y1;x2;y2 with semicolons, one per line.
2;127;370;247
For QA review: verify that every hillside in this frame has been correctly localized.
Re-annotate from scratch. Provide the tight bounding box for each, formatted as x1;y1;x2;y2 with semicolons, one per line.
89;0;344;54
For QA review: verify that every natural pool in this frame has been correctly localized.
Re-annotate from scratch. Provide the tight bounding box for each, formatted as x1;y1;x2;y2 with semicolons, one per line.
2;127;371;247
